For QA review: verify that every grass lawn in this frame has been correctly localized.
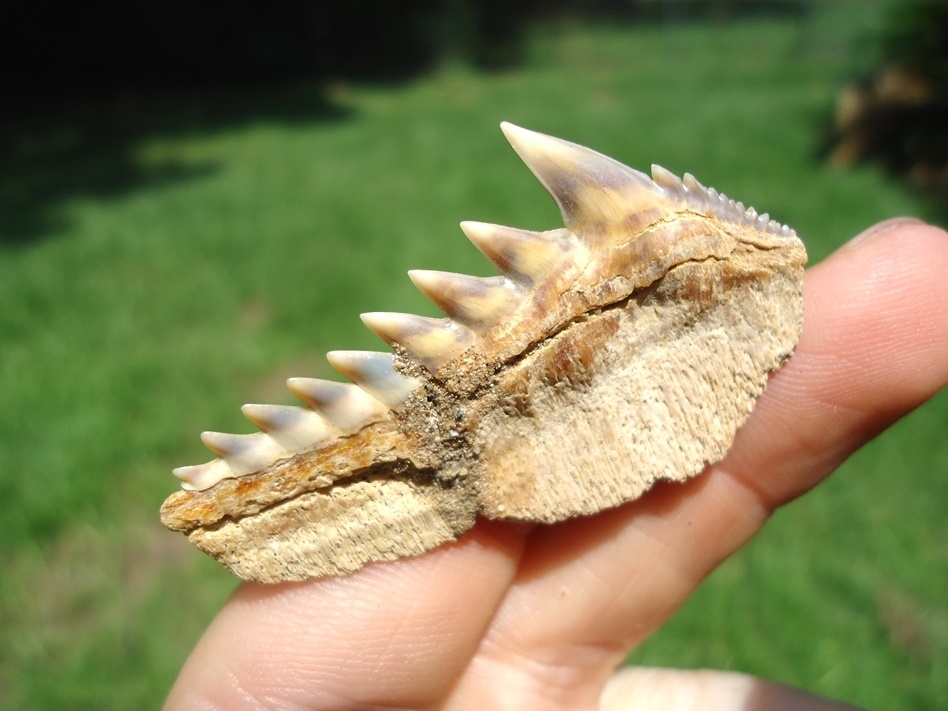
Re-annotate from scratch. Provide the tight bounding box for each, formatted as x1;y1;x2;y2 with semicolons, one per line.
1;5;945;709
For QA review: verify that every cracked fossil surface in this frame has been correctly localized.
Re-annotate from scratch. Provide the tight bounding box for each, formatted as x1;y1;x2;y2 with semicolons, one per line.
160;123;807;583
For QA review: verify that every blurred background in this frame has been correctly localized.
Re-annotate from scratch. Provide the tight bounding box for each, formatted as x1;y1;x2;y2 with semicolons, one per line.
1;0;945;707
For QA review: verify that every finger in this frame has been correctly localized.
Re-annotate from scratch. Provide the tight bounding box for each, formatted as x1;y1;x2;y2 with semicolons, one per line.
164;520;531;710
600;667;865;711
727;218;948;507
446;221;948;710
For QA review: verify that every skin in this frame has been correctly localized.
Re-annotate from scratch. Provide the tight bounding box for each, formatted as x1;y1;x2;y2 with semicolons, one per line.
166;219;948;711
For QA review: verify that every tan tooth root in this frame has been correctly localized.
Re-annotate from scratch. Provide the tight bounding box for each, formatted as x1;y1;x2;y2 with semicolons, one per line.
459;221;569;283
200;431;285;476
173;459;233;492
500;122;673;242
326;350;421;408
286;377;390;431
408;270;520;331
360;312;474;373
241;404;334;452
162;122;806;583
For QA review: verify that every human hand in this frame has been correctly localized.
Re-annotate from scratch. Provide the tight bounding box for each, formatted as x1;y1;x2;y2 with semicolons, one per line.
165;219;948;711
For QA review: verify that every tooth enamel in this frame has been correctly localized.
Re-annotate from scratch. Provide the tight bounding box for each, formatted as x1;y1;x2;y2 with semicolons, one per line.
325;351;421;408
500;122;663;239
173;458;233;491
241;404;334;451
360;312;473;373
459;221;568;284
756;213;771;231
681;173;710;211
200;431;285;476
286;377;390;430
408;270;521;331
650;164;684;199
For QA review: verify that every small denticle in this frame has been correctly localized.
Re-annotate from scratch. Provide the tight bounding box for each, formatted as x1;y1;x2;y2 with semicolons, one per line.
161;123;806;583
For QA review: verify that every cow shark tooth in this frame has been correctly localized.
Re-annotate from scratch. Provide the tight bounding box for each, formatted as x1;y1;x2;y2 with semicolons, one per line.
160;123;807;583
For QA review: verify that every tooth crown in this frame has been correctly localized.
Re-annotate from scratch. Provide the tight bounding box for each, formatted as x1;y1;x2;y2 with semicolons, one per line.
161;123;807;583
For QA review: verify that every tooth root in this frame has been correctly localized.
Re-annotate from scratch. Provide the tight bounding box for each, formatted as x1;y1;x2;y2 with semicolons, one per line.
173;459;233;492
326;350;421;408
408;270;519;331
459;221;568;284
287;377;389;431
241;403;334;452
200;431;284;476
500;122;663;241
360;312;473;373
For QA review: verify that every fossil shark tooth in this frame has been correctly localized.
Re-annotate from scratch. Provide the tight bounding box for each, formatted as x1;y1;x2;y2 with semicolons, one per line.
407;270;522;332
360;312;474;373
161;123;807;583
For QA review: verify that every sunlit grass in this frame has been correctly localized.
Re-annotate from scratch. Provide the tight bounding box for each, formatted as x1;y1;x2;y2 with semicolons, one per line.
1;10;944;709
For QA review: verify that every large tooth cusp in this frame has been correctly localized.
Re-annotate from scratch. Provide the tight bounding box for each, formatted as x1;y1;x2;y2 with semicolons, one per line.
172;458;232;491
408;270;521;331
360;312;473;373
200;431;285;476
325;351;421;408
241;403;334;452
500;122;661;239
459;221;568;284
287;377;389;431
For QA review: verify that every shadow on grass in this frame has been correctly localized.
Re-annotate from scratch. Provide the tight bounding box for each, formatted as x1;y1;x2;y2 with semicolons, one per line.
0;83;352;246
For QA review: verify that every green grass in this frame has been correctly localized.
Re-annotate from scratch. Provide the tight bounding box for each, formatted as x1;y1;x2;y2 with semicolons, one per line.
1;7;945;709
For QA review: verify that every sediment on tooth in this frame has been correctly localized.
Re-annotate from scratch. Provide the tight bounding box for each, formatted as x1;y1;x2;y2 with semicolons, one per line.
326;350;421;408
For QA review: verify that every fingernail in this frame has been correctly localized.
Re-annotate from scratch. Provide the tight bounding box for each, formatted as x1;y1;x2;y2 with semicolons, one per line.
846;217;926;251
